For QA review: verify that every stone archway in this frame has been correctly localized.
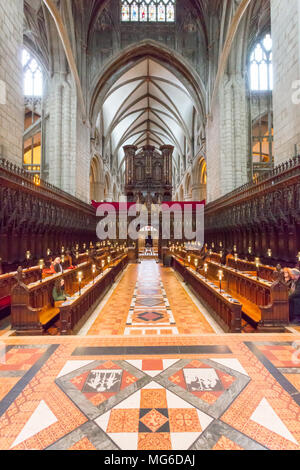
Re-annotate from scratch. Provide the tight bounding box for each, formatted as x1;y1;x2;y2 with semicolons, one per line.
184;173;192;201
191;156;207;201
90;156;105;201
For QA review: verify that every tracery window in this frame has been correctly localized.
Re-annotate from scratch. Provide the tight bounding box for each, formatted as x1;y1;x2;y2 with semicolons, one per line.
121;0;175;23
22;49;43;175
250;34;273;91
22;49;43;97
249;35;274;179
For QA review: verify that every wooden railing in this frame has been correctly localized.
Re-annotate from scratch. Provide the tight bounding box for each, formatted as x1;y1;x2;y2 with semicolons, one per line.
171;256;242;333
226;255;275;282
201;259;289;330
0;157;94;215
0;158;98;268
11;249;128;335
204;156;300;266
205;155;300;214
60;254;128;335
170;247;290;331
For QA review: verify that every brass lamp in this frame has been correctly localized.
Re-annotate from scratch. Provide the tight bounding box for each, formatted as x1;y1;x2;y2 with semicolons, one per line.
204;263;208;280
78;271;83;296
39;259;44;283
218;269;224;293
234;253;238;271
255;257;260;280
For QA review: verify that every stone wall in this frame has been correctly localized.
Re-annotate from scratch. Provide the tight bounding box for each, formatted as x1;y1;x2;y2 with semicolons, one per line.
0;0;24;164
271;0;300;162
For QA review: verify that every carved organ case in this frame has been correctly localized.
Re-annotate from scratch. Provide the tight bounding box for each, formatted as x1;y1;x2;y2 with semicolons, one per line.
124;145;173;203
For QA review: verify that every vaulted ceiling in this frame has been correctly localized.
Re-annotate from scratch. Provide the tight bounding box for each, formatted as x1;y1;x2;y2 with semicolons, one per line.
101;58;197;171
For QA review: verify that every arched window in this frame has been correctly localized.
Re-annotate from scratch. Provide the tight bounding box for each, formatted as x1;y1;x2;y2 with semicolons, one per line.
22;49;43;97
250;34;273;91
22;49;43;175
121;0;175;23
249;35;274;178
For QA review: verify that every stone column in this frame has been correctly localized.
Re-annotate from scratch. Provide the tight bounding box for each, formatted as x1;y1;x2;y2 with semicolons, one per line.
160;145;174;185
46;73;90;201
206;72;249;202
192;183;207;201
123;145;137;185
271;0;300;162
0;0;24;165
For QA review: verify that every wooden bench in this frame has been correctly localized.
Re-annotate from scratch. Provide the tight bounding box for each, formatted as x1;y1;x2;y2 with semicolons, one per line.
0;266;42;316
203;260;289;331
59;254;128;335
226;255;276;282
11;250;127;335
11;258;101;335
10;268;60;335
171;256;242;333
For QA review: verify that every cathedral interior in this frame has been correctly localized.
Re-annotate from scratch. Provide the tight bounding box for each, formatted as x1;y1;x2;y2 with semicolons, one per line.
0;0;299;452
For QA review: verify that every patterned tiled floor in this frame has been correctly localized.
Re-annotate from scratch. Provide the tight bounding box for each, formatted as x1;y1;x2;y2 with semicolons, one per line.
88;261;214;336
0;334;299;450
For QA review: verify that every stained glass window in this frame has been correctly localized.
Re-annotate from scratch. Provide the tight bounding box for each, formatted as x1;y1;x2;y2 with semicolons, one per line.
158;3;165;21
149;2;156;21
250;34;273;91
121;0;175;23
122;3;130;21
140;2;147;21
166;3;174;21
131;2;138;21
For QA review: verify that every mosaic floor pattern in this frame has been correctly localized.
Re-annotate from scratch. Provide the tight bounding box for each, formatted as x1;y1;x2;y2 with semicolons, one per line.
0;334;299;450
88;260;214;336
124;262;178;336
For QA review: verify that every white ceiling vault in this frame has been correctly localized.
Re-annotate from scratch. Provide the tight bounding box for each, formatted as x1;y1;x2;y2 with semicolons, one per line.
100;58;198;173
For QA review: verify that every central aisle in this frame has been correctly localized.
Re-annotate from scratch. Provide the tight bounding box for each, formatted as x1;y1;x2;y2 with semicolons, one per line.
87;260;215;336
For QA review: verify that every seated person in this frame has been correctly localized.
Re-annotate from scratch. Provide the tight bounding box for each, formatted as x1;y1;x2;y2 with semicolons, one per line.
43;257;56;275
65;251;75;270
283;268;300;324
53;257;63;274
52;279;70;303
145;235;153;255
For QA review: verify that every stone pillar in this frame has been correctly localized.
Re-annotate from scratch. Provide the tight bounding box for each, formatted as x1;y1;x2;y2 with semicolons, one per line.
123;145;137;185
271;0;300;162
46;73;90;201
0;0;24;165
160;145;174;185
192;183;206;201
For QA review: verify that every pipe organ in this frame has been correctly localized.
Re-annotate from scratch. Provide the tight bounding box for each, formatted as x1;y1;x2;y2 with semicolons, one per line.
124;145;173;204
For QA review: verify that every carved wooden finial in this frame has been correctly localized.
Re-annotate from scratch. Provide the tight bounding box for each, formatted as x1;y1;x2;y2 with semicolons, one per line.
272;264;284;283
15;266;25;285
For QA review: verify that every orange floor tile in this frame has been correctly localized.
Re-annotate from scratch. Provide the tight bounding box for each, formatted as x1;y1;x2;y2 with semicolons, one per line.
0;333;299;450
88;260;214;336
